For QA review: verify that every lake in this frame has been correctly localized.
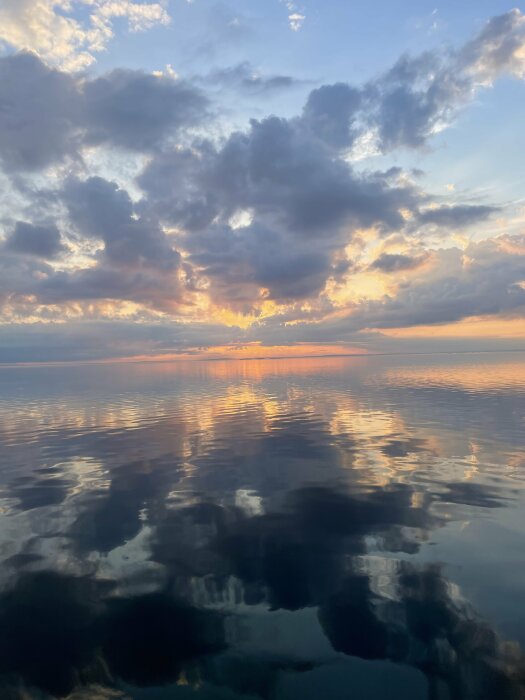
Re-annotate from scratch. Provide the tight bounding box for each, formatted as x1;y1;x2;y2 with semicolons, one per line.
0;353;524;699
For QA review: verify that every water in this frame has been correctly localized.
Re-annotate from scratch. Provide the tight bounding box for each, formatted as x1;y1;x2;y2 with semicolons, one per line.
0;353;524;699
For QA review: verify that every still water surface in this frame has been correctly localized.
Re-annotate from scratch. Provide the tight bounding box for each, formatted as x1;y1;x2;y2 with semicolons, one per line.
0;353;524;699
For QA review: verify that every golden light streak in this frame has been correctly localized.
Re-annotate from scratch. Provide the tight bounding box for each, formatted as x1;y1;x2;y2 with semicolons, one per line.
375;315;525;339
121;343;368;364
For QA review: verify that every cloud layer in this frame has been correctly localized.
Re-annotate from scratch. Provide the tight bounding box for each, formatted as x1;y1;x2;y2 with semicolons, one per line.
0;9;524;359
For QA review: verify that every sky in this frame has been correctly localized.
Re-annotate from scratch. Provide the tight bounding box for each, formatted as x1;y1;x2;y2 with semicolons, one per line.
0;0;524;362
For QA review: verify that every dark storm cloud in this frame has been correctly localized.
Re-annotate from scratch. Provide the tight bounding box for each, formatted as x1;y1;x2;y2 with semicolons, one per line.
3;221;65;259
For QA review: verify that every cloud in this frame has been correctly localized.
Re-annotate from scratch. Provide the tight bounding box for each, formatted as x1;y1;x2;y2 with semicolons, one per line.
83;69;208;152
302;83;362;149
0;10;524;354
135;11;523;311
35;264;185;311
0;176;188;316
24;175;189;312
288;13;305;32
416;204;498;228
368;9;525;152
190;4;254;62
187;222;335;305
281;1;305;32
139;118;419;238
0;0;171;71
198;62;302;95
138;115;421;306
368;236;525;328
371;252;429;273
3;221;66;259
0;52;80;173
457;8;525;82
0;320;239;363
283;235;525;337
0;52;208;173
63;176;180;270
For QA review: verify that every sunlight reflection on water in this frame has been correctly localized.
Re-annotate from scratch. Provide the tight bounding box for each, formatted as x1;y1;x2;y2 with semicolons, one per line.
0;353;524;698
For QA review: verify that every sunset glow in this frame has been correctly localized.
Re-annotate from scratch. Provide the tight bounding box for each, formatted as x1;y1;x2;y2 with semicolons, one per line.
0;3;523;362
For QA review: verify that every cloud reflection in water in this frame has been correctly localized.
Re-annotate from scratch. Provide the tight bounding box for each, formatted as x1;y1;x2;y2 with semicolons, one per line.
0;354;524;698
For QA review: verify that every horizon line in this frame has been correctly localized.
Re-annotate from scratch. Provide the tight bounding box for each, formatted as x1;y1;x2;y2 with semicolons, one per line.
1;347;525;369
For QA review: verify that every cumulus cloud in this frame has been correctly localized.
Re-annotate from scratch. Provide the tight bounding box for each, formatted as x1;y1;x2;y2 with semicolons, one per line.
302;83;362;149
139;120;418;238
267;235;525;340
138;115;421;306
3;221;66;259
26;175;189;312
292;9;525;155
368;9;525;151
0;10;524;356
187;222;336;306
0;0;171;71
63;176;181;269
83;69;208;152
0;176;187;317
0;52;80;172
0;52;207;173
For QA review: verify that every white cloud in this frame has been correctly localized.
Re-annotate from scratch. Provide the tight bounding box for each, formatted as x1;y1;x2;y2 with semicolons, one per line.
281;1;305;32
289;13;305;32
0;0;171;71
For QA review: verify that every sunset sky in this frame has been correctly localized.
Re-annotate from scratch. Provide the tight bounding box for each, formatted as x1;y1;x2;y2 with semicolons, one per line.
0;1;524;362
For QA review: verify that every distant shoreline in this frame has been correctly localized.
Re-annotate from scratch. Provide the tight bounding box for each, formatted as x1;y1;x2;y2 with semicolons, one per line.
1;347;525;369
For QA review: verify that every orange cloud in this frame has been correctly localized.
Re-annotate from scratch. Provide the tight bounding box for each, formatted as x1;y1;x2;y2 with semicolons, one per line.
375;315;525;339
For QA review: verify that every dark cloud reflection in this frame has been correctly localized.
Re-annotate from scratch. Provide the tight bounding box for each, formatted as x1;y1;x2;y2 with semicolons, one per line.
0;356;524;698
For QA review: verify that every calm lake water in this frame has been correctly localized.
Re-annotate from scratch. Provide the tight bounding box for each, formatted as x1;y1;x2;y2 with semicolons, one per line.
0;353;524;699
